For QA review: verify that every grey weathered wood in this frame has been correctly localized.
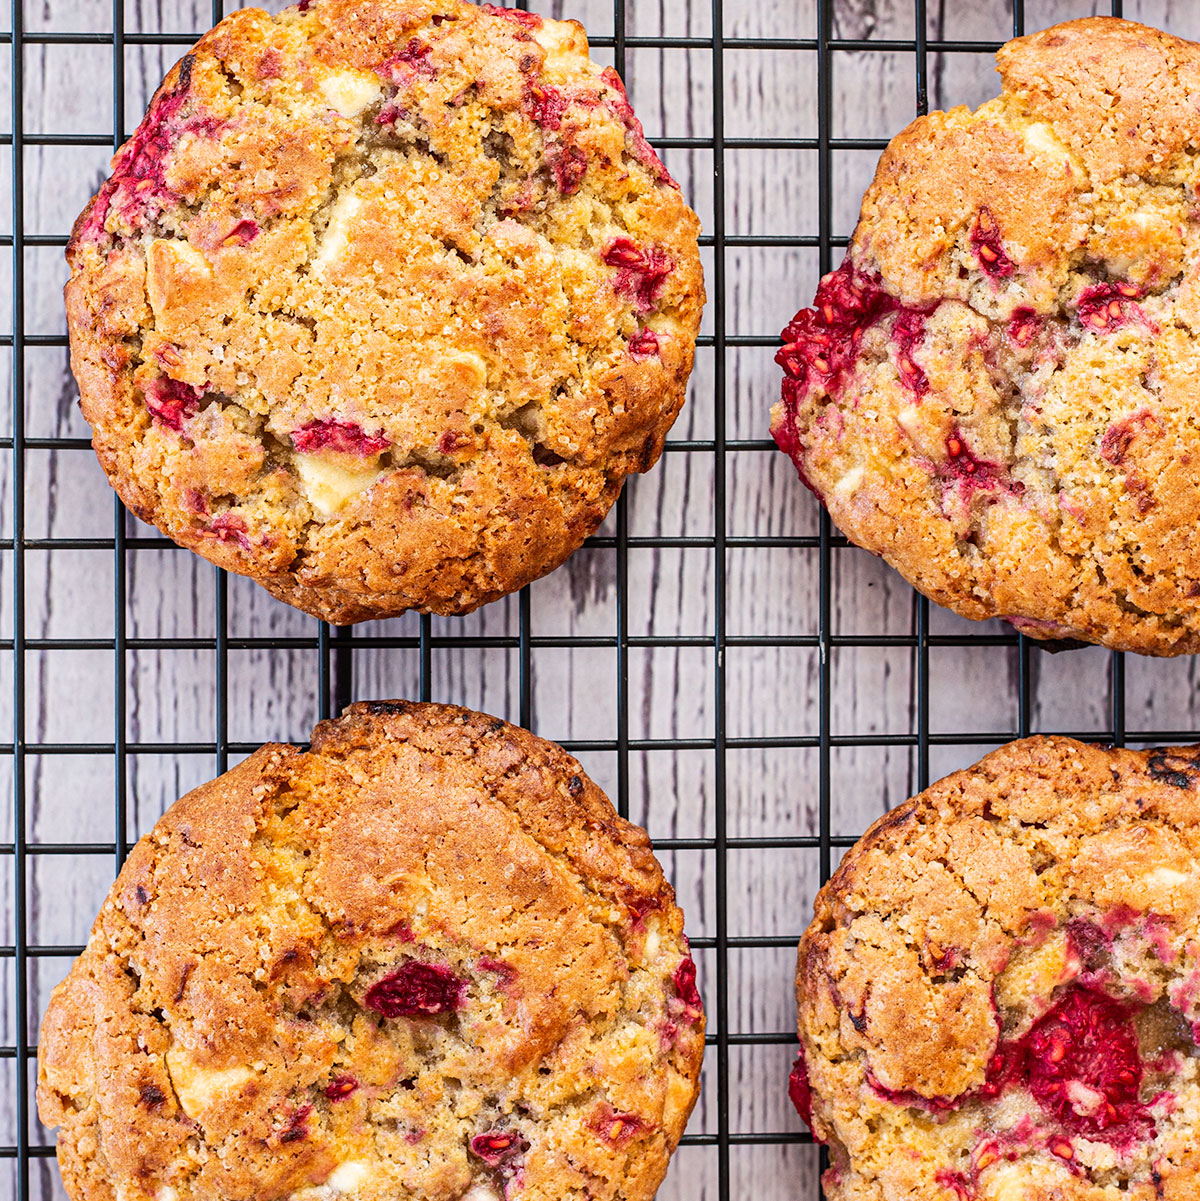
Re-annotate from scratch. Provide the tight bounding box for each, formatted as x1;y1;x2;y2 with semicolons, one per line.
13;2;1200;1200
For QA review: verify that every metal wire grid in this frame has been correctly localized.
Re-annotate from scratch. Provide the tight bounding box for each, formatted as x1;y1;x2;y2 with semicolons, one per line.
1;0;1186;1198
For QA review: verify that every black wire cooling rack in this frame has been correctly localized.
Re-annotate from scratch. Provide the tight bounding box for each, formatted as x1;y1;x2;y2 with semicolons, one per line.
7;0;1199;1199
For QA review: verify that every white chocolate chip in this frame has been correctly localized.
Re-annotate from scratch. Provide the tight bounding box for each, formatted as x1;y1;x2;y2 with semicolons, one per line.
833;465;865;497
327;1161;372;1194
312;193;363;276
164;1049;253;1119
296;454;385;519
318;70;382;118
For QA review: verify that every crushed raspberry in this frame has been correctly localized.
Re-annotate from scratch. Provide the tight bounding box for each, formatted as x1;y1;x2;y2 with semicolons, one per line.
278;1103;312;1144
1066;918;1112;974
600;67;678;188
436;429;471;455
143;377;204;430
603;237;674;313
629;327;660;361
775;260;907;400
291;419;390;456
382;38;437;82
788;1050;814;1128
549;142;587;194
80;71;223;240
208;513;252;550
524;83;569;130
481;3;543;28
673;956;702;1011
1078;282;1144;332
892;309;930;395
935;1168;973;1199
256;47;283;80
1007;307;1042;347
587;1104;651;1146
970;207;1014;278
939;428;1025;502
1100;409;1159;466
1023;989;1150;1139
364;960;467;1018
478;956;517;989
194;217;259;253
626;894;662;927
324;1075;358;1101
469;1129;528;1166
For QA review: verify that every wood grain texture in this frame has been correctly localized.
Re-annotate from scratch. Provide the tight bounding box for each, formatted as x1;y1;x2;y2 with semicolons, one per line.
11;1;1200;1199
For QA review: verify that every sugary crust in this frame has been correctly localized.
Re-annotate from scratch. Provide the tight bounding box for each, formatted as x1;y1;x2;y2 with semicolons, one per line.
796;736;1200;1201
37;701;704;1201
772;18;1200;655
67;0;703;624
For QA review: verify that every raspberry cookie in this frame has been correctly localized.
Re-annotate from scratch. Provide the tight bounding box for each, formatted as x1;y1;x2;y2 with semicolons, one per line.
794;736;1200;1201
67;0;703;623
772;17;1200;655
38;702;704;1201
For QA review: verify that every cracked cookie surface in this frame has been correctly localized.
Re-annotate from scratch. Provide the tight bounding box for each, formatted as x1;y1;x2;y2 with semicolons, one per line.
37;701;704;1201
772;17;1200;655
67;0;703;623
795;736;1200;1201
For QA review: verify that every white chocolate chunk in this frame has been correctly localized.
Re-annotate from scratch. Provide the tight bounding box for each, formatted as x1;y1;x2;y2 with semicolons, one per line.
461;1184;503;1201
312;193;363;276
319;70;381;118
296;453;384;518
164;1049;253;1119
1143;866;1190;888
327;1161;372;1194
833;465;865;497
1022;120;1071;162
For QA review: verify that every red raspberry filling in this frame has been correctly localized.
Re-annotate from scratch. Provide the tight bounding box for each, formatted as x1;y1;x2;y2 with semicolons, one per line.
1100;409;1159;467
278;1103;312;1144
628;328;660;360
144;377;204;430
1007;307;1042;347
1078;282;1144;332
364;961;466;1019
603;237;674;313
290;419;390;456
788;1048;814;1129
481;4;544;29
970;208;1015;278
469;1129;528;1166
892;309;931;396
939;428;1025;503
208;513;252;550
587;1104;651;1146
1022;988;1150;1138
599;68;678;188
524;82;570;131
324;1074;358;1101
381;38;436;81
549;143;587;195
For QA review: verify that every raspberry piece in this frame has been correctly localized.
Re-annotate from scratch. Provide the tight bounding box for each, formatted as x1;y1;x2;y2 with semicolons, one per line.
209;513;251;550
673;956;702;1011
587;1104;650;1146
891;309;930;396
324;1075;358;1101
469;1129;528;1166
382;38;437;82
940;428;1025;503
524;82;569;130
775;260;912;399
599;67;678;188
1007;306;1042;347
788;1049;814;1128
629;328;660;360
549;143;587;194
291;419;390;456
144;377;204;430
1078;282;1144;332
278;1103;312;1144
1023;988;1151;1139
1100;409;1159;466
364;960;466;1018
602;237;674;313
481;4;544;29
970;207;1015;278
1066;918;1112;973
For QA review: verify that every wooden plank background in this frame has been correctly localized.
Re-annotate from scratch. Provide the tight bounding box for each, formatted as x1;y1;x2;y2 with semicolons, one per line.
10;0;1200;1198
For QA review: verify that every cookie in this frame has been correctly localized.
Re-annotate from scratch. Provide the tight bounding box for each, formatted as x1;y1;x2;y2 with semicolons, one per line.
37;701;705;1201
772;17;1200;655
67;0;704;624
794;735;1200;1201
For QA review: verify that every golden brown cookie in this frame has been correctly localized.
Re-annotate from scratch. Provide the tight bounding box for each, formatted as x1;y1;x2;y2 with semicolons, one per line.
67;0;704;623
37;701;705;1201
773;17;1200;655
794;736;1200;1201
